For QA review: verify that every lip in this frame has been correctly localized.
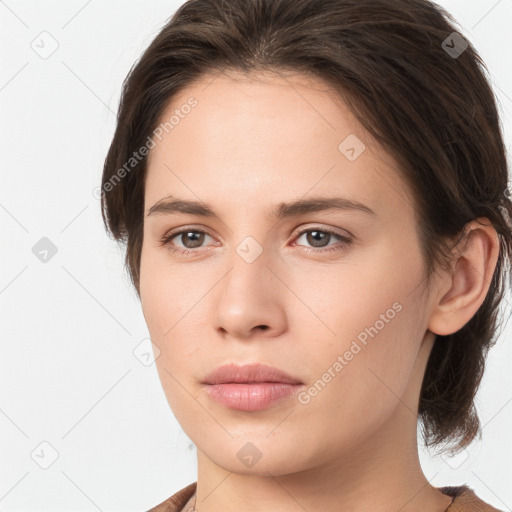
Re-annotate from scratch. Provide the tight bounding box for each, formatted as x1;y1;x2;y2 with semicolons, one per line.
202;363;303;385
202;363;303;412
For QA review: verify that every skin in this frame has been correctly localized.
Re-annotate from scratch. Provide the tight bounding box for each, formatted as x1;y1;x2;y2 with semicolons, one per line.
139;69;499;512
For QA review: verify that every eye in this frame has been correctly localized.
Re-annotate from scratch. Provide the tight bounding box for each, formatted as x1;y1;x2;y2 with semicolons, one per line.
159;228;216;255
159;225;353;256
292;226;353;253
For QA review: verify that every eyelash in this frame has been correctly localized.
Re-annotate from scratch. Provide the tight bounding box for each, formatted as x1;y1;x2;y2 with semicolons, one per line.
158;226;353;256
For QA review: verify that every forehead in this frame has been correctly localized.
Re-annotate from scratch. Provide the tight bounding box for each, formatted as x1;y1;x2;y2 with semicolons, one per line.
149;68;362;160
144;69;411;218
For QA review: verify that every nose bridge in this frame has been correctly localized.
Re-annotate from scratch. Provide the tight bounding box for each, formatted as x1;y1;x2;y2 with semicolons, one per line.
223;233;272;302
213;232;284;336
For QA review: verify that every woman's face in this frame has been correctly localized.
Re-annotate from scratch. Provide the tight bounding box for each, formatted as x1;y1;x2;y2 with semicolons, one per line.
140;69;439;475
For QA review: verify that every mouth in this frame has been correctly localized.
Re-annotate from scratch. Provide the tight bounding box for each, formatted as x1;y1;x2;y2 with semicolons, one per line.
202;363;304;412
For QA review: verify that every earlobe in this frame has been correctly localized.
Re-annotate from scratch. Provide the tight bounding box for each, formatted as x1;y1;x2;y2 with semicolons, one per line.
428;218;500;336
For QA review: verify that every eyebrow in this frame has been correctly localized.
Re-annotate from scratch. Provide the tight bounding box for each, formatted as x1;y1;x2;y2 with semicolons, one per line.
147;195;377;219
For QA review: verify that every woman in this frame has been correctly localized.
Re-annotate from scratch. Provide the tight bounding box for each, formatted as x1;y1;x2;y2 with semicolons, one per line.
100;0;511;510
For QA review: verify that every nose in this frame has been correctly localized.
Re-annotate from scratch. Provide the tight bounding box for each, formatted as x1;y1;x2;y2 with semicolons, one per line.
213;241;287;341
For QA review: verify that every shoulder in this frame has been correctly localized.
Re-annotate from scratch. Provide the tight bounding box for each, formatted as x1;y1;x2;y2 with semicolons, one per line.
441;485;504;512
145;482;197;512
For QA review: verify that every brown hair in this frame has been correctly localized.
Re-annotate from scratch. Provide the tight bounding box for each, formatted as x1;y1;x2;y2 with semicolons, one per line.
101;0;512;453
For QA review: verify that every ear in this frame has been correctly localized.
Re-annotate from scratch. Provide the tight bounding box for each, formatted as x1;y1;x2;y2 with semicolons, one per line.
428;218;500;336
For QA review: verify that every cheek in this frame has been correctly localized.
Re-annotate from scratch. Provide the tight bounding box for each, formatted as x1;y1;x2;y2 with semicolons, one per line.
140;241;197;337
140;245;188;373
291;297;424;459
294;246;426;407
141;270;205;418
140;243;210;396
289;241;423;349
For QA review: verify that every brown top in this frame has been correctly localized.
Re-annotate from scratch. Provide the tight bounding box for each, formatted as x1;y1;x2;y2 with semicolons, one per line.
145;482;503;512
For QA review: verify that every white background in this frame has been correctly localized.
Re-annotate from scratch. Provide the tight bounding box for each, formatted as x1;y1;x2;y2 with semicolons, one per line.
1;0;511;510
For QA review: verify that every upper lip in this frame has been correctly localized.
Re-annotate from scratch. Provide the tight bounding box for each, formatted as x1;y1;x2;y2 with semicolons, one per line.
202;363;303;385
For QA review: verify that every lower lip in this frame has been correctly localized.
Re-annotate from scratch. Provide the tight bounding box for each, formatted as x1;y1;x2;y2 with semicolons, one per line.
205;383;302;411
